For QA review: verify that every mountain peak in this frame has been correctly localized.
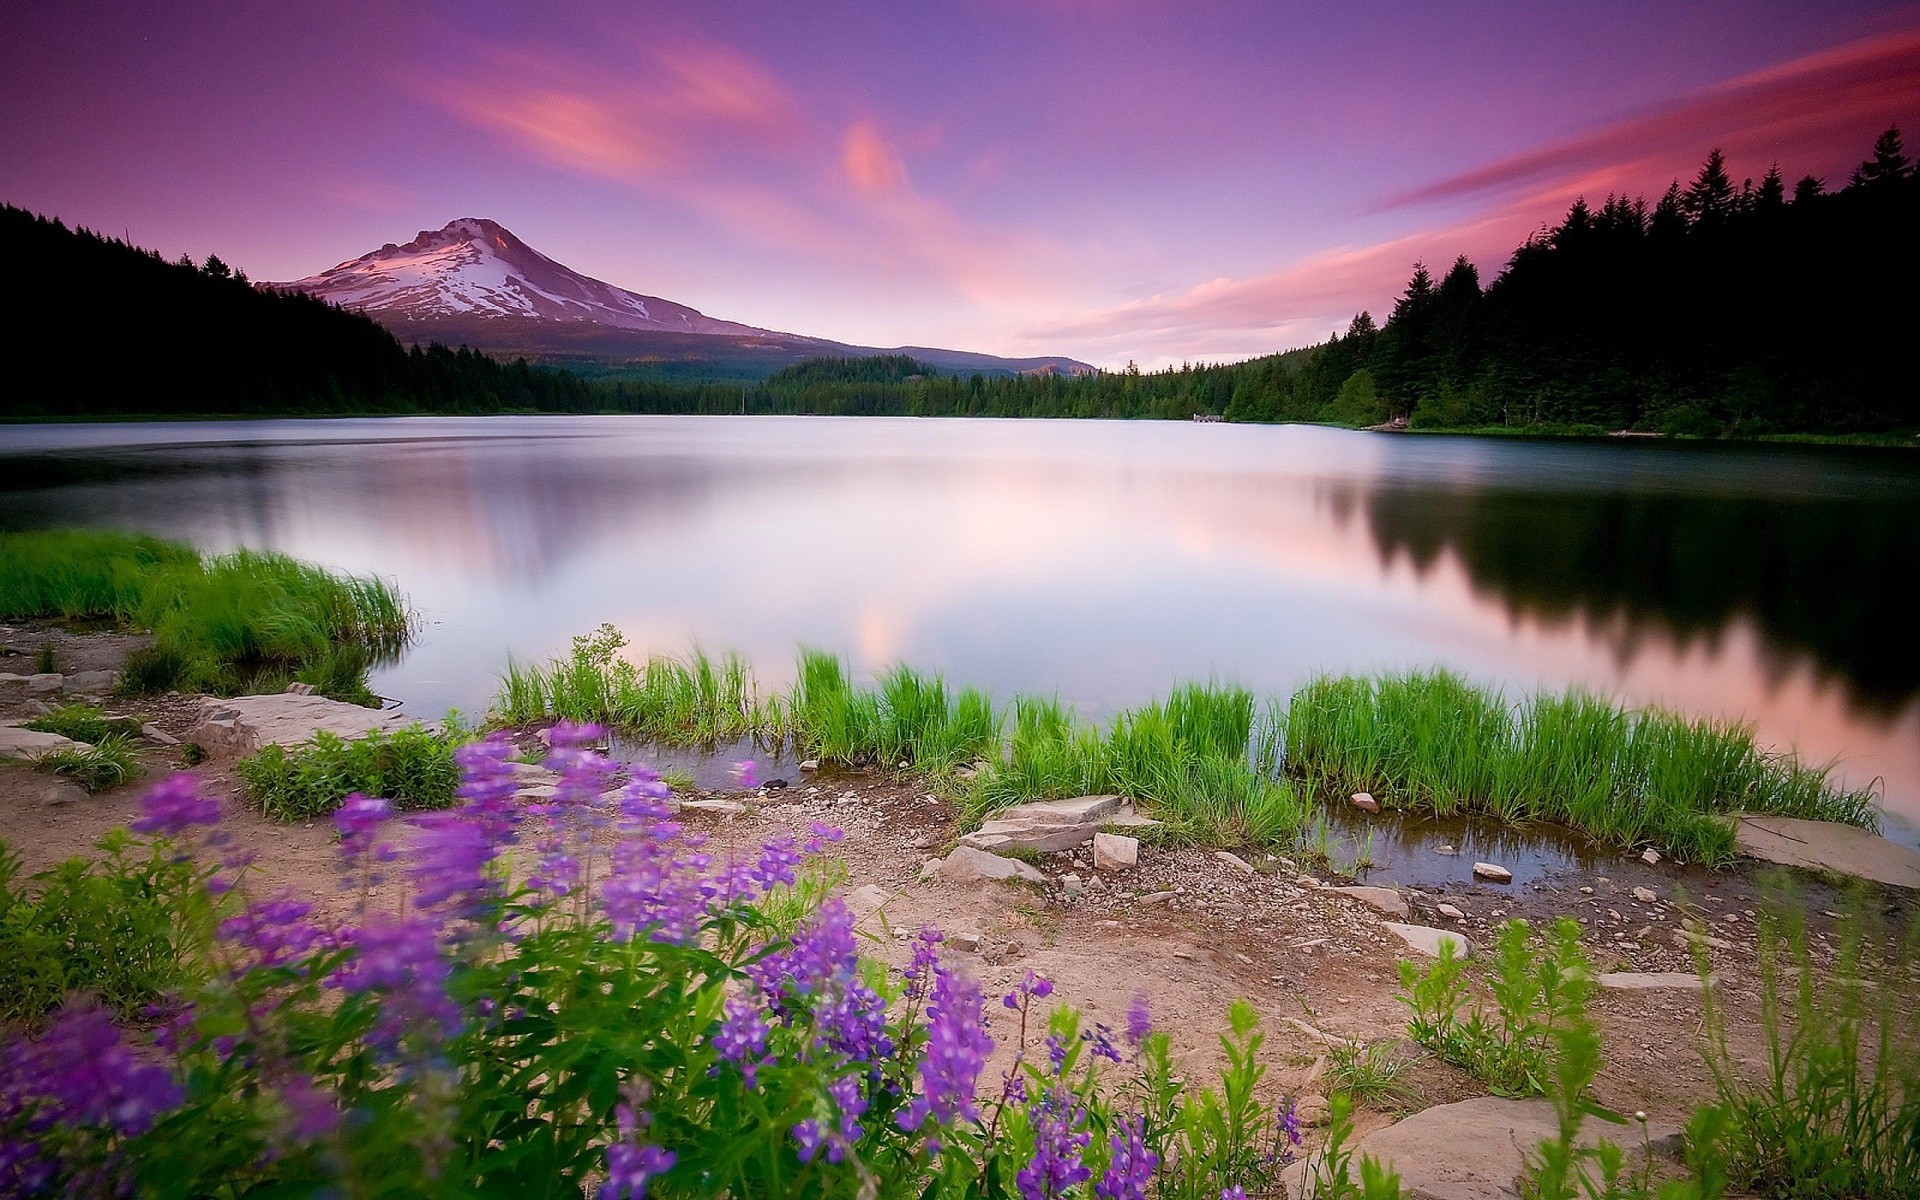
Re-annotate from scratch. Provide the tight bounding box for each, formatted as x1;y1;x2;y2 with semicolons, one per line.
268;217;767;335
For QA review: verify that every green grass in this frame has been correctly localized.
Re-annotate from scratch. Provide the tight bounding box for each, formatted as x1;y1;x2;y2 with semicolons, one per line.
1283;670;1877;864
237;724;463;821
31;735;143;793
23;702;139;745
0;530;410;704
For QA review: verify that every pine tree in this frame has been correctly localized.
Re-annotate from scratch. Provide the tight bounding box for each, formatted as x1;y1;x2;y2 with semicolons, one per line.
1681;149;1736;226
1849;126;1912;190
1793;175;1825;204
1756;164;1786;212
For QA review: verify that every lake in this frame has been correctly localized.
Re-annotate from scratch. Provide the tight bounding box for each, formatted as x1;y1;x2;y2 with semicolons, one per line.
3;415;1916;847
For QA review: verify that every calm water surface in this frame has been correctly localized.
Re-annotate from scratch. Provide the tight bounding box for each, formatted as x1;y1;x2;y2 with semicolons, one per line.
3;416;1916;847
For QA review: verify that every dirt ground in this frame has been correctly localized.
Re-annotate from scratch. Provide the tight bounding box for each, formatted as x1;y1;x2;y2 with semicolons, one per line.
3;621;1913;1148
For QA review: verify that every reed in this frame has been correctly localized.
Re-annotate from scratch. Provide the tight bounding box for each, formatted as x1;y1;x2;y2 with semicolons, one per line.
1282;670;1879;864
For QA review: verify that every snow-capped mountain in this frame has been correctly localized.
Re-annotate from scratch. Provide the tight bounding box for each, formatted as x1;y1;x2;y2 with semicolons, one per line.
268;218;1093;378
267;217;800;338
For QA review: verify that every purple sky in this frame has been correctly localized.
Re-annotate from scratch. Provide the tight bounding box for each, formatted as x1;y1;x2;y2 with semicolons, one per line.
6;1;1918;367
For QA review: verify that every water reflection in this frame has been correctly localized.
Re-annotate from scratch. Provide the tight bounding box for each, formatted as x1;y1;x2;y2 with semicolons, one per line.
1;417;1914;840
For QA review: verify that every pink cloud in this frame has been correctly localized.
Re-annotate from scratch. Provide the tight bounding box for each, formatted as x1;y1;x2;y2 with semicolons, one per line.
1387;24;1920;211
842;120;909;194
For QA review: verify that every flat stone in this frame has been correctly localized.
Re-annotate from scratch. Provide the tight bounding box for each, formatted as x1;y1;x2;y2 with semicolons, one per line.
38;780;91;806
187;693;423;759
1434;844;1459;856
1733;814;1920;890
514;783;559;800
847;884;890;914
139;723;180;746
1472;861;1513;883
1015;794;1124;825
22;673;63;696
1598;971;1708;992
1641;848;1662;865
1215;850;1256;876
1329;885;1408;918
1632;887;1658;904
1092;832;1139;873
1382;923;1472;959
506;760;557;782
64;670;118;693
1279;1096;1682;1200
682;799;747;816
1138;890;1177;905
1437;902;1465;920
0;724;87;760
799;759;819;772
962;818;1094;854
1350;792;1380;813
928;845;1046;886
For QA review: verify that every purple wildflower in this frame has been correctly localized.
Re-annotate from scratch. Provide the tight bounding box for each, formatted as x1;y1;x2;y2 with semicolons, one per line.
219;894;323;970
794;1075;867;1164
407;811;498;917
328;916;460;1048
2;1004;183;1138
129;773;221;838
278;1073;341;1142
895;961;992;1138
332;792;391;858
902;927;945;1002
1274;1097;1303;1165
1004;969;1053;1009
805;821;845;853
711;996;770;1086
753;836;802;892
1220;1188;1249;1200
1017;1086;1092;1200
1046;1034;1069;1075
601;1103;674;1200
1126;994;1152;1050
1081;1023;1122;1065
1095;1116;1158;1200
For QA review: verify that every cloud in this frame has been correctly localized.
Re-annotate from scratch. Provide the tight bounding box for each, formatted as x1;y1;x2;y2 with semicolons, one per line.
842;119;909;194
1387;24;1920;211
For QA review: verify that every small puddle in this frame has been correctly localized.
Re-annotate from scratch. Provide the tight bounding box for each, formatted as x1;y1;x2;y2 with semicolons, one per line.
1302;805;1638;891
606;735;808;790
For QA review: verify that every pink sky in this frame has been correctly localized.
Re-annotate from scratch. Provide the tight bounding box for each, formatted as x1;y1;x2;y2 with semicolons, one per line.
4;1;1917;367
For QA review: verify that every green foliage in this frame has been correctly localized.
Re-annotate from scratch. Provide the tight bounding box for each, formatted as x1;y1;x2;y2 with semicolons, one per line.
0;832;210;1026
1699;891;1920;1199
0;529;410;704
31;734;142;793
33;645;58;674
1302;1093;1406;1200
1397;918;1593;1098
237;724;462;821
1324;1039;1418;1109
24;702;134;745
768;354;942;386
1284;670;1876;863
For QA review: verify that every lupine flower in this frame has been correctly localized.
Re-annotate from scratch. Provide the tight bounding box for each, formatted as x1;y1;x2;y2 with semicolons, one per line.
278;1073;341;1142
752;836;802;892
452;736;525;842
1046;1034;1069;1075
219;894;323;969
902;927;945;1002
129;773;221;837
601;1103;674;1200
794;1074;867;1164
1004;969;1054;1009
1095;1116;1158;1200
1125;994;1152;1050
332;793;391;858
711;996;770;1086
896;960;992;1139
328;916;460;1048
1081;1023;1122;1065
732;759;759;790
3;1004;183;1137
1273;1097;1303;1165
1017;1087;1092;1200
805;821;845;853
407;811;498;916
1220;1188;1248;1200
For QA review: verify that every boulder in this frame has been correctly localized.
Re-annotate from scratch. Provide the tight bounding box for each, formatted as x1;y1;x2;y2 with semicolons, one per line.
1733;814;1920;890
959;795;1142;854
927;845;1047;886
1472;861;1513;883
847;884;890;915
139;723;180;746
1350;792;1380;813
64;670;118;694
1598;972;1708;992
682;799;747;816
0;724;87;761
1437;902;1465;920
1279;1096;1682;1200
1329;885;1408;919
188;693;423;759
1092;832;1139;873
1382;923;1472;959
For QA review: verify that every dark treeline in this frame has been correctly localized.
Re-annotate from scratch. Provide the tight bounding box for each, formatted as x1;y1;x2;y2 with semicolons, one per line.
10;128;1918;434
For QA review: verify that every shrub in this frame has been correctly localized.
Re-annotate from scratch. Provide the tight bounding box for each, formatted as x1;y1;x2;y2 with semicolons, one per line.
237;724;462;821
0;827;211;1026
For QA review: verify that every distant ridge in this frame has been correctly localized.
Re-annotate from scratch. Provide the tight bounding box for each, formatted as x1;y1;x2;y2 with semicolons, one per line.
269;218;1094;380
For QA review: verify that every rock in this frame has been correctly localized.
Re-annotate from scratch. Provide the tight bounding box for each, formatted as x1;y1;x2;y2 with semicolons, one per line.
1296;874;1321;888
1437;902;1465;920
39;780;90;806
959;794;1127;854
187;693;423;759
1632;887;1658;904
682;799;747;816
139;723;180;746
799;759;819;771
506;760;556;781
1598;972;1708;992
1349;792;1380;813
1295;1094;1332;1127
1733;814;1920;890
1092;832;1139;873
948;929;984;952
514;783;559;800
283;682;318;696
64;669;118;694
1329;885;1408;918
1472;861;1513;883
847;884;890;914
1641;848;1662;865
1215;850;1256;876
1283;1018;1351;1048
1673;928;1735;952
17;673;63;696
1279;1096;1683;1200
929;845;1047;886
1062;874;1085;896
1434;844;1459;856
0;724;87;760
1382;923;1472;959
1138;890;1177;905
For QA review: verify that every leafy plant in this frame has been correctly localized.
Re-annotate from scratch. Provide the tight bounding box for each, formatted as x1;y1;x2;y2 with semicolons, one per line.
24;702;131;745
31;735;142;793
237;724;462;821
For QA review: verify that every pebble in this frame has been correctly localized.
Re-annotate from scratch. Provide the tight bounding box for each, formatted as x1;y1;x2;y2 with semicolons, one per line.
1437;903;1465;920
1633;887;1658;904
1472;861;1513;883
1641;848;1662;865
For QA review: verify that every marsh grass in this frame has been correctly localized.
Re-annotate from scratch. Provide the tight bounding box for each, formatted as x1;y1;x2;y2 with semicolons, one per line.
31;735;142;793
0;530;409;704
1283;670;1877;863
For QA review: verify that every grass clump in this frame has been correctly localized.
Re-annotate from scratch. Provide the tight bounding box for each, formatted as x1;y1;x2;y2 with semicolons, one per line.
497;624;781;743
0;831;209;1026
1699;890;1920;1199
0;529;409;704
237;724;462;821
31;735;142;793
23;702;137;745
1284;670;1878;864
790;650;1001;773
